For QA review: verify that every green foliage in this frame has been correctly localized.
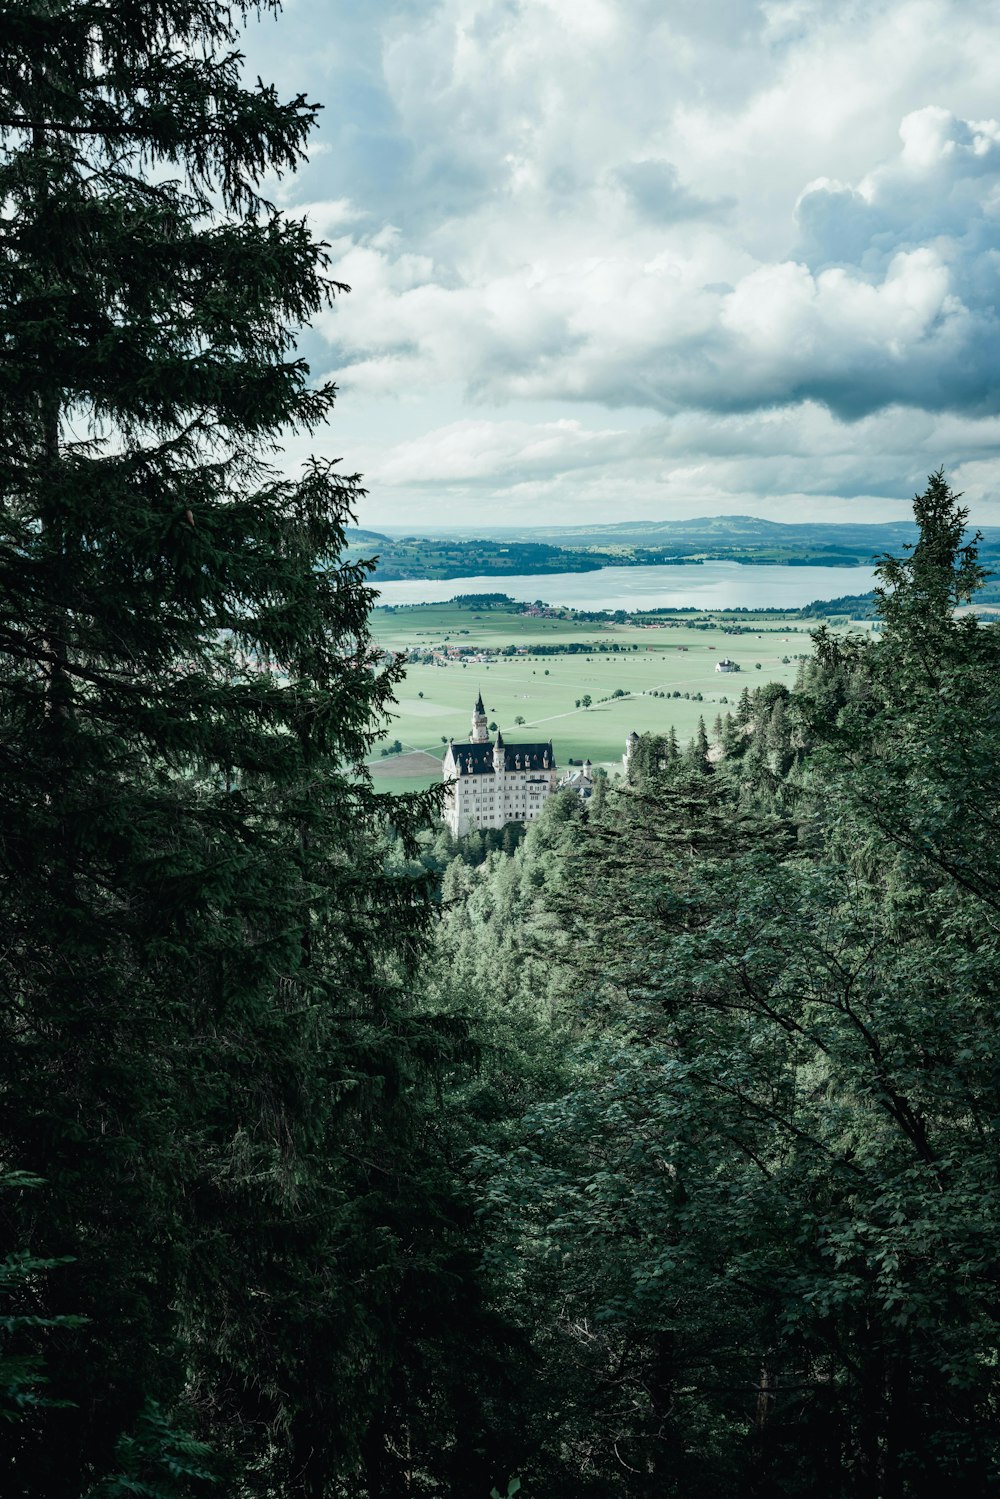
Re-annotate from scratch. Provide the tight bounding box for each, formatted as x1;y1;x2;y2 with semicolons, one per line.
874;469;984;678
0;1173;87;1425
442;476;1000;1495
85;1404;217;1498
0;4;465;1494
490;1480;521;1499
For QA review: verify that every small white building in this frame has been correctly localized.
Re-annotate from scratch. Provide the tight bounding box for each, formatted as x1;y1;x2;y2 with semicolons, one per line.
442;694;559;837
715;658;739;673
560;760;594;800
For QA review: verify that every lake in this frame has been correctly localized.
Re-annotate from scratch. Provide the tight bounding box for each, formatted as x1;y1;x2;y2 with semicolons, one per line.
371;561;878;612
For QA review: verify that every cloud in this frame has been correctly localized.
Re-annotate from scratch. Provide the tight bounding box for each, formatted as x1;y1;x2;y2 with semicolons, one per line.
369;417;633;485
795;106;1000;295
237;0;1000;522
312;102;1000;422
612;160;732;224
355;404;1000;529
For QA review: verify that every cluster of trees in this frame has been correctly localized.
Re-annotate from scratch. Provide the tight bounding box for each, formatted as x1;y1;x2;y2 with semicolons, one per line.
411;471;1000;1495
2;2;996;1493
0;4;491;1493
356;537;613;582
369;471;999;1495
799;592;878;618
449;594;518;608
515;641;643;654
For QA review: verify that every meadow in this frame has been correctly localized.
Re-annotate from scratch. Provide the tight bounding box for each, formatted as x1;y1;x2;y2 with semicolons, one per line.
366;602;862;793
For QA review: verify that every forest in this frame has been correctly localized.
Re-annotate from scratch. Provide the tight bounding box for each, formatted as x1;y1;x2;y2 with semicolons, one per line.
2;3;998;1495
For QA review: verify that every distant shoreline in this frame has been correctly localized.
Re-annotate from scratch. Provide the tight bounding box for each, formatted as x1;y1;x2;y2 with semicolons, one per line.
345;523;911;583
365;552;877;582
368;560;881;613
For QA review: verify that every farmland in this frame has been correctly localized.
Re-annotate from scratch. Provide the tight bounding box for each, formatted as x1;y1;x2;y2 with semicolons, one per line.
366;600;870;793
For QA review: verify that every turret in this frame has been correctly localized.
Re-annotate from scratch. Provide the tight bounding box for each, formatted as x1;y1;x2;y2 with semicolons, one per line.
471;691;488;743
493;728;505;774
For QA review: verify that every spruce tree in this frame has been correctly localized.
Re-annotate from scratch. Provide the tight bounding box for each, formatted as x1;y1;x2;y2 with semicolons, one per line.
684;714;711;774
0;4;448;1492
874;468;984;685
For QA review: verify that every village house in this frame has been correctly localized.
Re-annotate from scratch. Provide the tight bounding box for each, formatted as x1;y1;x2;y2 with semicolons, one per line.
559;760;595;800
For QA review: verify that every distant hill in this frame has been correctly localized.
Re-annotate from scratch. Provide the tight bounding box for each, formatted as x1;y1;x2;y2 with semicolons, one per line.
345;527;392;545
366;515;1000;549
409;515;926;552
344;516;1000;582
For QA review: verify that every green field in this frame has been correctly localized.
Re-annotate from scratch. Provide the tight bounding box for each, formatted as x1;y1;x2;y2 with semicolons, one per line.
368;601;628;647
367;603;869;794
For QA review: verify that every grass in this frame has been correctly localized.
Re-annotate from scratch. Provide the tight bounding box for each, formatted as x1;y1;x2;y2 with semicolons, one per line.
368;601;623;648
366;603;870;794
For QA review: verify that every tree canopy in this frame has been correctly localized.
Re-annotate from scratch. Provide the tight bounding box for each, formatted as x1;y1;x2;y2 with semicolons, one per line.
0;3;466;1492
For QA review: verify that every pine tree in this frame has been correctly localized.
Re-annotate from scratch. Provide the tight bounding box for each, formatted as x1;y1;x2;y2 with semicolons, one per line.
0;4;449;1491
874;468;984;686
764;696;792;776
720;710;742;759
684;714;711;774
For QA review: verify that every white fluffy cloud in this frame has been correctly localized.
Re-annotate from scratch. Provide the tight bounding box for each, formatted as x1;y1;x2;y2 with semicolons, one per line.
242;0;1000;523
316;103;1000;421
356;404;1000;526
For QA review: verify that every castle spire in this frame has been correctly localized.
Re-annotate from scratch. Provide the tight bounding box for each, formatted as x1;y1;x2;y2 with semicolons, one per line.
470;692;489;744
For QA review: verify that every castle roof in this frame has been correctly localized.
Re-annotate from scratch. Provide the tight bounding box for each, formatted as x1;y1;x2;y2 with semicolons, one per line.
475;691;485;713
497;742;553;771
445;739;556;776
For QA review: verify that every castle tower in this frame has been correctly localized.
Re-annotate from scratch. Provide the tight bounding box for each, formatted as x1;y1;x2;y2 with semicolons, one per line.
623;730;639;774
493;728;505;774
471;691;488;743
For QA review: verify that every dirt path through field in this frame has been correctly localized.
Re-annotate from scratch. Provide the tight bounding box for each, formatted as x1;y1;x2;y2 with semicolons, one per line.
374;673;735;762
367;749;444;778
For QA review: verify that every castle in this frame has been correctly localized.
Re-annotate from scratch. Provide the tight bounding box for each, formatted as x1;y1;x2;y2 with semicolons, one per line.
442;694;559;837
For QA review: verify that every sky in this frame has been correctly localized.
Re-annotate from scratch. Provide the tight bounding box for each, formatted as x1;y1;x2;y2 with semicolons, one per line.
242;0;1000;530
